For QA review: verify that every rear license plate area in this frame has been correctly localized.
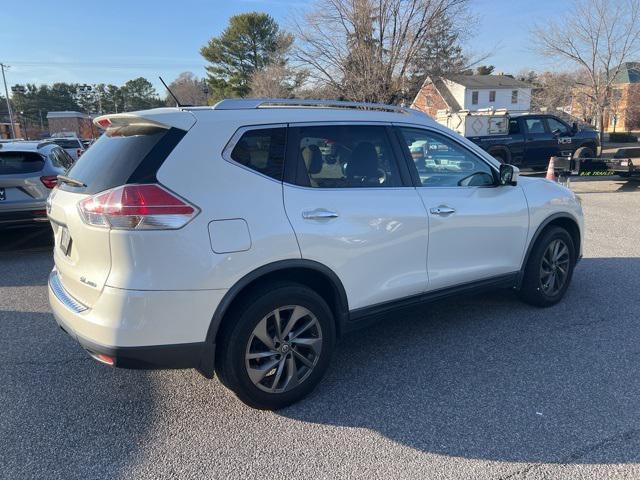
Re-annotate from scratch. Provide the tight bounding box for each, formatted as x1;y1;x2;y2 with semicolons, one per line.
60;227;72;256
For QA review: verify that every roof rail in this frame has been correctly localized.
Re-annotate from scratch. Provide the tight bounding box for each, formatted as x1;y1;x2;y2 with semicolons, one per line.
212;98;409;114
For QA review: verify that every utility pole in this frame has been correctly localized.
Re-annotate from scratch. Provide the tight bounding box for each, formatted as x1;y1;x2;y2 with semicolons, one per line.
0;63;16;138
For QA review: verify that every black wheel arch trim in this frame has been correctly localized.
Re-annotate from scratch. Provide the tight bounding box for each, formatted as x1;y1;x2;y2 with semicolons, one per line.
517;212;581;288
197;259;349;378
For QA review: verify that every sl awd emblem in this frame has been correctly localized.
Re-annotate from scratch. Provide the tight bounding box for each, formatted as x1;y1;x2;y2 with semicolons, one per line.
80;276;97;288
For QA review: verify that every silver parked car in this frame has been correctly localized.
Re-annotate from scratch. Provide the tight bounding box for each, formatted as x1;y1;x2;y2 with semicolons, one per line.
0;141;74;229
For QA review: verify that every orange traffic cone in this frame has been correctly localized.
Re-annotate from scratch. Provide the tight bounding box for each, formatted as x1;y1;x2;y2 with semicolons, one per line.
546;156;556;181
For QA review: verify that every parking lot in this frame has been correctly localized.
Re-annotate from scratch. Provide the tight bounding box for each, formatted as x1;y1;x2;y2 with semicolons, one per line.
1;177;640;479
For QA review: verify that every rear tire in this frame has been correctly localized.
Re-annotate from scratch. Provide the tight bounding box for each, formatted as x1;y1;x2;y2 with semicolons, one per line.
215;282;335;410
519;227;576;307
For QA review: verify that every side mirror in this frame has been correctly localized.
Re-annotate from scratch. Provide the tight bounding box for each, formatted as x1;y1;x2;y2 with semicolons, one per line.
571;122;578;134
499;164;519;186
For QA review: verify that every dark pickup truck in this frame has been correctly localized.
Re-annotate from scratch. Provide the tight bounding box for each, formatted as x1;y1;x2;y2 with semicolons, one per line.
467;114;601;169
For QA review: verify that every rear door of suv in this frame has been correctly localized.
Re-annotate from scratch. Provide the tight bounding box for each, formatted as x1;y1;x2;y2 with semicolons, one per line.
282;123;429;311
47;115;192;307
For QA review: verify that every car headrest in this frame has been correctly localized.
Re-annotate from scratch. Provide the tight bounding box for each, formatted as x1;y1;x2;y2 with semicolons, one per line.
345;142;379;179
301;145;323;175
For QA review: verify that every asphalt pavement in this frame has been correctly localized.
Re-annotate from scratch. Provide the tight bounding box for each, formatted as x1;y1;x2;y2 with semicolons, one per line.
2;178;640;479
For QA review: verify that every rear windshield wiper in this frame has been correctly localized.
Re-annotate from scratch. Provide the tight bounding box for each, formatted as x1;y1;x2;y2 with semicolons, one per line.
57;175;87;187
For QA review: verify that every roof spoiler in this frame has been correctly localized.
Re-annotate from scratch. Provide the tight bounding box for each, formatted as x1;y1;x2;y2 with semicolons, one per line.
93;110;197;135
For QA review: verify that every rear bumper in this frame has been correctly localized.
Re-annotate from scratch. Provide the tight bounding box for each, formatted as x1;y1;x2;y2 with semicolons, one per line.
0;208;49;229
48;269;225;371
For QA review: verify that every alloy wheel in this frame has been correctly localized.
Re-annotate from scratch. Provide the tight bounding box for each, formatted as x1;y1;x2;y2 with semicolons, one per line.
244;305;323;393
539;239;570;296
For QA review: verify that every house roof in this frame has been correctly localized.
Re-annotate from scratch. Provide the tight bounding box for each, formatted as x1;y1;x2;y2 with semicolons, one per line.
445;74;531;89
612;62;640;84
431;77;461;111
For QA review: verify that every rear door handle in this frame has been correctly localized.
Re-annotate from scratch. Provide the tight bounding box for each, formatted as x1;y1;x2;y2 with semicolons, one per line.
430;206;456;216
302;208;339;220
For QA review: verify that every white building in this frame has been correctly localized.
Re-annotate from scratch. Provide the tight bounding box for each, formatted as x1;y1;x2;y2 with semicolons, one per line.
412;75;533;117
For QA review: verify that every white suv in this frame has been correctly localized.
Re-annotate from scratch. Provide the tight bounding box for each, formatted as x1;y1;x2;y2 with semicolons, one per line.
48;99;583;409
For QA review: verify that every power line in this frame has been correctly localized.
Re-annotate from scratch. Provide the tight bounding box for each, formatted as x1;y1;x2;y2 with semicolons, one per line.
6;60;206;70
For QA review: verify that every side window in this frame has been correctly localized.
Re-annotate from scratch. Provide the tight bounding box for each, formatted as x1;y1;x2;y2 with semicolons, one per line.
294;125;401;188
508;119;521;134
51;147;73;169
49;149;63;168
229;127;286;181
399;127;495;188
525;118;546;134
546;118;568;134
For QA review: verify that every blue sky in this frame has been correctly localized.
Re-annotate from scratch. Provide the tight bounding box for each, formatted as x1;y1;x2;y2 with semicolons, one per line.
1;0;570;95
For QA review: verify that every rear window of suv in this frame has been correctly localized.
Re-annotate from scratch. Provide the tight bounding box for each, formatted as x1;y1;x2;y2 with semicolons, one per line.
0;152;45;175
59;126;186;194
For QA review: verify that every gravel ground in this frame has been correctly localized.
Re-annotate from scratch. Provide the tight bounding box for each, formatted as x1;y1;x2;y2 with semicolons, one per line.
1;178;640;479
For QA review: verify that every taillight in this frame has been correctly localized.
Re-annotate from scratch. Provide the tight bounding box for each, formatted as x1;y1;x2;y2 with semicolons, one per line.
40;176;58;189
78;184;198;230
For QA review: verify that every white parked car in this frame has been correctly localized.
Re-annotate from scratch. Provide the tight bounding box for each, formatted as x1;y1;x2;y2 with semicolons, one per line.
47;99;584;409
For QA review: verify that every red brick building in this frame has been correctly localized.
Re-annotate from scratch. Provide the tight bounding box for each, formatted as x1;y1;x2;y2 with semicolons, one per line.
46;111;99;139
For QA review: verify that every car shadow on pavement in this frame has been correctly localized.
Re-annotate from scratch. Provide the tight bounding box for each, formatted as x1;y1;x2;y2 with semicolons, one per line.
0;310;155;479
279;257;640;465
0;226;54;255
0;250;53;287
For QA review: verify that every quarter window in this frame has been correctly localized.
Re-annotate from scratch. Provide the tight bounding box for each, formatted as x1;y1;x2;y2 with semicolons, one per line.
399;127;495;188
294;125;401;188
229;127;286;181
50;147;73;169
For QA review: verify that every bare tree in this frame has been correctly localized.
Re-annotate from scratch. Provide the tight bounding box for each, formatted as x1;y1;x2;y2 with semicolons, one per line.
291;0;470;104
524;70;581;113
165;72;208;106
533;0;640;139
248;63;307;98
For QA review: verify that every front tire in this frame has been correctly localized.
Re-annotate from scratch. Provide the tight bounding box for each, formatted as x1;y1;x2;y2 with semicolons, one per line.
216;283;335;410
519;227;576;307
